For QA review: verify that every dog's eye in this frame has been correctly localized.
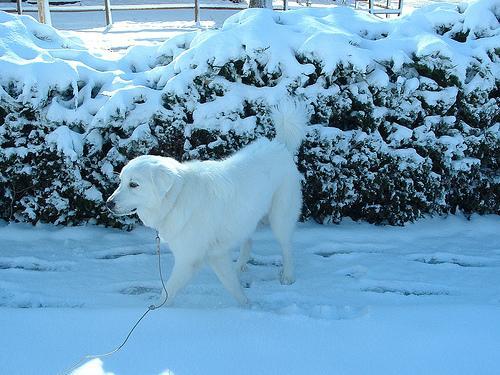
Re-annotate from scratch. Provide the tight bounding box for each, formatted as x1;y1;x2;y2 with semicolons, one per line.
129;181;139;188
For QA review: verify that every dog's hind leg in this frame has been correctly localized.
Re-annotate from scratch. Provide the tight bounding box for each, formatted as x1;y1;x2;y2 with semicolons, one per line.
209;253;249;306
236;239;252;272
269;179;301;285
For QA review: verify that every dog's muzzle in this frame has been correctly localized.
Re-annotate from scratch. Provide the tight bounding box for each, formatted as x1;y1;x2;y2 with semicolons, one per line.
106;198;137;216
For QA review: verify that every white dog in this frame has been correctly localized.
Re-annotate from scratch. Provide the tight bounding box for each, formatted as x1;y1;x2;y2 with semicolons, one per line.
106;101;306;305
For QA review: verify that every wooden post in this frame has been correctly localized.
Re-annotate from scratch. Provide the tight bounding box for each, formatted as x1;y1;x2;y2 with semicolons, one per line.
283;0;288;11
16;0;22;15
248;0;272;9
104;0;113;26
194;0;200;25
37;0;52;26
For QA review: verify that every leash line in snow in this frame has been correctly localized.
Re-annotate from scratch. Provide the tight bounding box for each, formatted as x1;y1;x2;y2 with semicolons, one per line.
59;232;168;375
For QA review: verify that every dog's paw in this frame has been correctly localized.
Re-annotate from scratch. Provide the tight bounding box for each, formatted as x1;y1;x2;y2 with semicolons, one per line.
238;263;248;273
239;298;251;309
280;271;295;285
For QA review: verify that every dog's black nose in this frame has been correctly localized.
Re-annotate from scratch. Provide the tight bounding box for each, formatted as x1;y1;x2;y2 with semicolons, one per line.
106;200;115;210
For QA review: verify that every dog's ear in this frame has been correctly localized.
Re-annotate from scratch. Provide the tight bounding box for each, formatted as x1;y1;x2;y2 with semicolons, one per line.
151;162;181;200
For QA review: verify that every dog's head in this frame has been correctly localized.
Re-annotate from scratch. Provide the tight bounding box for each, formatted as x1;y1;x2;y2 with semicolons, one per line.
106;155;182;217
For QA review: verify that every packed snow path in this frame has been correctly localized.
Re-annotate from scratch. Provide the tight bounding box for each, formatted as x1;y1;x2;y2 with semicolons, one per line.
0;215;499;374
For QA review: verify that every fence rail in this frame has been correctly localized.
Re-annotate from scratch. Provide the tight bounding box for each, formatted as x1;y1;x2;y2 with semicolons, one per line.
0;0;288;26
0;3;252;12
0;0;402;28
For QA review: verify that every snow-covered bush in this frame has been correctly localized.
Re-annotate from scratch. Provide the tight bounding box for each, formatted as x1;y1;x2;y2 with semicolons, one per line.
1;0;499;227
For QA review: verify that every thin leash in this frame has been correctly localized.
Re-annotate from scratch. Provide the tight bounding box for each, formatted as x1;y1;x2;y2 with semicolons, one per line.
59;231;168;375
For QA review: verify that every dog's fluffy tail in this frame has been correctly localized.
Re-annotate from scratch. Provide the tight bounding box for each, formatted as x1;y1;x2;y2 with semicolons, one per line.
271;99;308;153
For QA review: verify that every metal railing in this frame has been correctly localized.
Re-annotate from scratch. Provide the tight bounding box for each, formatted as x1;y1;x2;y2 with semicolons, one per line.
0;0;402;29
354;0;404;16
0;0;290;26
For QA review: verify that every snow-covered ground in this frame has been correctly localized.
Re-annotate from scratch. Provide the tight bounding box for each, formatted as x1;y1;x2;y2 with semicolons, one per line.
1;215;499;374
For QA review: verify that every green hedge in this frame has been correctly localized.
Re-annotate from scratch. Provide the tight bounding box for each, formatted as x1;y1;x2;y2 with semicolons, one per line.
1;2;499;227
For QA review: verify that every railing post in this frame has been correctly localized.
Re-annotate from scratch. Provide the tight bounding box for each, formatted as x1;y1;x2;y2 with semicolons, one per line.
283;0;288;10
37;0;52;26
194;0;200;25
16;0;23;15
104;0;113;26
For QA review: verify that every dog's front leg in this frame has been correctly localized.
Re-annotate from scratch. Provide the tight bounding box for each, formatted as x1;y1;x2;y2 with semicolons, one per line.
163;256;202;305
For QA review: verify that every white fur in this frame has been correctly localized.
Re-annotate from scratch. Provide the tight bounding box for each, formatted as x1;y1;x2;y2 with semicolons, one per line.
107;101;305;305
